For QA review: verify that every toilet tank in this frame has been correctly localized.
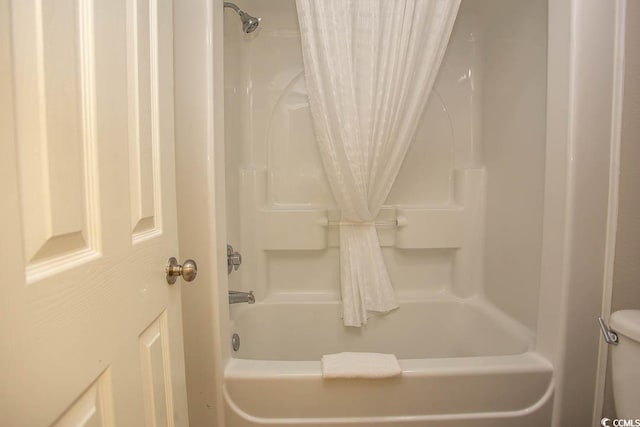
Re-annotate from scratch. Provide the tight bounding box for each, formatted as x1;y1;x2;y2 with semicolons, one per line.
610;310;640;419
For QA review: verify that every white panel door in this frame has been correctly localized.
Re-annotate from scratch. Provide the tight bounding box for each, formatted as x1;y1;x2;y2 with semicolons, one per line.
0;0;190;425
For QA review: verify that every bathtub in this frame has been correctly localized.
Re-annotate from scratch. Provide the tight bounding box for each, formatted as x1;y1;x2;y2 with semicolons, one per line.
224;299;554;426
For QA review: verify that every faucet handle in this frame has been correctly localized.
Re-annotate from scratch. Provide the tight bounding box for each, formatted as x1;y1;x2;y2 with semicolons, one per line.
227;244;242;274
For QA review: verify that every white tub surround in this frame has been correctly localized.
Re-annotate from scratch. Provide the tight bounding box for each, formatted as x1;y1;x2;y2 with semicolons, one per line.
296;0;461;326
222;0;551;425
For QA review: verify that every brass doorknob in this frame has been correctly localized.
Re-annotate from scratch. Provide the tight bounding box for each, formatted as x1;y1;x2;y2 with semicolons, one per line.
166;257;198;284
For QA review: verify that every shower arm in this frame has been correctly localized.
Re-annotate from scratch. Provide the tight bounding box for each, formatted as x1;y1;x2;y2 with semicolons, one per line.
223;2;240;13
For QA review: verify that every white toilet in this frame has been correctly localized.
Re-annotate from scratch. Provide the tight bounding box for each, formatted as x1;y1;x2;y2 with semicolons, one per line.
610;309;640;419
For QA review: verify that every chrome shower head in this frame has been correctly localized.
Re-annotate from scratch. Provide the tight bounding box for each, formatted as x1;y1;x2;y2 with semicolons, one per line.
224;2;261;34
239;10;260;34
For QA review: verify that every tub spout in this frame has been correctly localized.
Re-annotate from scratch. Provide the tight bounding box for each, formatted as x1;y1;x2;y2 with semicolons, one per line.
229;290;255;304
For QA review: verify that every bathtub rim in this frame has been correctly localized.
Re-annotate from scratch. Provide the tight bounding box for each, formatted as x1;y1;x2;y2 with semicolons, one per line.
224;350;552;378
223;351;554;424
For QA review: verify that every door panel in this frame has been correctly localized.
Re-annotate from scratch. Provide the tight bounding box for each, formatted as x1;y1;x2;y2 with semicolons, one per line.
12;0;101;280
139;311;175;427
52;369;115;427
128;0;161;239
0;0;188;425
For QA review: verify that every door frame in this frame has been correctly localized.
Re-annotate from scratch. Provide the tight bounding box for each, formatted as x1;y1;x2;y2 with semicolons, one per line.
173;1;629;426
173;1;230;426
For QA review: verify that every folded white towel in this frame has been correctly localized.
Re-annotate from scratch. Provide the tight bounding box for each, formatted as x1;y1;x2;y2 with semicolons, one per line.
321;352;402;379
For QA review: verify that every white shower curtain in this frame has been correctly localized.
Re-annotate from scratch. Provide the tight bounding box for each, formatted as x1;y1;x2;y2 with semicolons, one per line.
296;0;460;326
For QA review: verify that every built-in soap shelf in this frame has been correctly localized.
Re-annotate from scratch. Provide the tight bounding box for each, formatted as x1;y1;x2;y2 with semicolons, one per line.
395;207;464;249
242;168;484;252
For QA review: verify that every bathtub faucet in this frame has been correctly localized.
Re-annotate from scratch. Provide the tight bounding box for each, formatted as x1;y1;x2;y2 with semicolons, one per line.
229;290;255;304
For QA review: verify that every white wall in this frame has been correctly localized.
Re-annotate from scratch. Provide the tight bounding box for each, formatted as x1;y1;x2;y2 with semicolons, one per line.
612;0;640;314
603;0;640;418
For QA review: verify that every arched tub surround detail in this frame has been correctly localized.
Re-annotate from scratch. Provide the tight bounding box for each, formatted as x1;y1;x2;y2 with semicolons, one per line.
223;0;549;425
